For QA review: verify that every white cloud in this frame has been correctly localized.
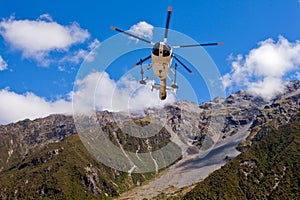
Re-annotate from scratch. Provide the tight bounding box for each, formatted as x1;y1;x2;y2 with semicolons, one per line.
129;21;154;40
247;77;285;101
59;39;100;64
38;13;53;22
222;36;300;101
58;65;66;72
0;55;8;71
0;15;90;66
88;38;100;50
60;49;89;64
0;71;175;124
72;71;176;114
0;89;72;125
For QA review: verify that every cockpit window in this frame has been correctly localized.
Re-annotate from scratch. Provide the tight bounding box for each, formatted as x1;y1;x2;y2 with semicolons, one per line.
162;44;171;57
152;43;160;56
152;42;171;57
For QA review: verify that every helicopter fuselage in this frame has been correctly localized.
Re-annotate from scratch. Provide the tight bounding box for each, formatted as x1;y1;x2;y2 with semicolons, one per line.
151;42;173;100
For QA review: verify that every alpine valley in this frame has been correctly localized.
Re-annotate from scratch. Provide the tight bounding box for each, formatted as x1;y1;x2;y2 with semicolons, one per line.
0;80;299;200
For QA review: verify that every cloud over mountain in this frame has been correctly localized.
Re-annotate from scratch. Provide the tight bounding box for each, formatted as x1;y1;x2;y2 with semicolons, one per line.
0;88;72;125
222;36;300;101
72;71;176;114
0;71;175;124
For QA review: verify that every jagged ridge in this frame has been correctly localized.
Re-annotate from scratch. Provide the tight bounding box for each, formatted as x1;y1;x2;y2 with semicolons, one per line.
0;80;299;199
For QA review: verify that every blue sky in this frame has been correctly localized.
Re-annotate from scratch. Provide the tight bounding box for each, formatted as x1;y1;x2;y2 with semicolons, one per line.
0;0;300;124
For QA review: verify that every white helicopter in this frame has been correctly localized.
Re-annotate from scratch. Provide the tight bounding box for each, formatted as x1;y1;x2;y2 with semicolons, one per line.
110;6;223;100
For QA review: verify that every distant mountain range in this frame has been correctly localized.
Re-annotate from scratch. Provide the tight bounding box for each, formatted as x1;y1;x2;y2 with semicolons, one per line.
0;80;299;199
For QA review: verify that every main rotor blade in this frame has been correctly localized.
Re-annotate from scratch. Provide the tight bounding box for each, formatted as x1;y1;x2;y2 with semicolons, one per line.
110;26;155;45
164;6;173;43
172;42;224;48
173;55;194;75
134;55;151;66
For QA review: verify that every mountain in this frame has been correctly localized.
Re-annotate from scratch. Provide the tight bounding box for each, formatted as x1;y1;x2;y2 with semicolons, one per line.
182;81;300;200
0;115;160;199
0;115;75;172
116;81;299;199
0;80;299;199
183;114;300;200
0;111;182;199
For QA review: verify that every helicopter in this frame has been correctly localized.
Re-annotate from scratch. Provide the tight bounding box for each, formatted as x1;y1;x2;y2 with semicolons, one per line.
110;6;223;100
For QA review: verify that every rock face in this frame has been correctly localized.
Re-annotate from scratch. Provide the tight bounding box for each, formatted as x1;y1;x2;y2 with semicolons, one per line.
0;114;173;198
237;80;300;151
184;113;300;200
0;80;299;199
0;133;155;199
163;80;300;153
116;80;300;199
181;80;300;200
0;114;76;171
162;88;266;151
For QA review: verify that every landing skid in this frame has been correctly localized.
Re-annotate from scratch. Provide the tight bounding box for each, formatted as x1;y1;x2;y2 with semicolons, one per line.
137;60;179;91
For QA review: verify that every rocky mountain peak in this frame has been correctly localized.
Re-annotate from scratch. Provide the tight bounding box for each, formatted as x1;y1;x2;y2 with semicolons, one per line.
0;114;75;170
0;80;299;199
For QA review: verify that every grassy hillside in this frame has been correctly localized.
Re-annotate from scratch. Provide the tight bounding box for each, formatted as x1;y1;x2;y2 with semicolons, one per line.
0;134;155;199
183;116;300;200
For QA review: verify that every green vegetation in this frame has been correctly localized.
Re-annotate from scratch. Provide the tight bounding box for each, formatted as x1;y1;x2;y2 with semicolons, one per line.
183;117;300;200
0;114;181;199
0;134;155;199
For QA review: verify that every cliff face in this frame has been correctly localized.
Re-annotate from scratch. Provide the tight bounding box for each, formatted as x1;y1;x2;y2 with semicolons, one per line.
0;80;299;199
0;133;159;199
184;114;300;200
117;80;300;199
0;114;163;199
183;81;300;200
0;114;76;172
238;81;300;151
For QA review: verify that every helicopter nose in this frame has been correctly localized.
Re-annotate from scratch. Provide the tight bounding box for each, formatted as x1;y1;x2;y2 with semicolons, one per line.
160;91;167;100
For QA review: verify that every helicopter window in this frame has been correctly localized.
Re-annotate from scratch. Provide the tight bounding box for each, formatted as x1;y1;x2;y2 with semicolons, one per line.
152;43;160;56
163;50;170;57
163;44;171;57
152;48;159;56
152;43;171;56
